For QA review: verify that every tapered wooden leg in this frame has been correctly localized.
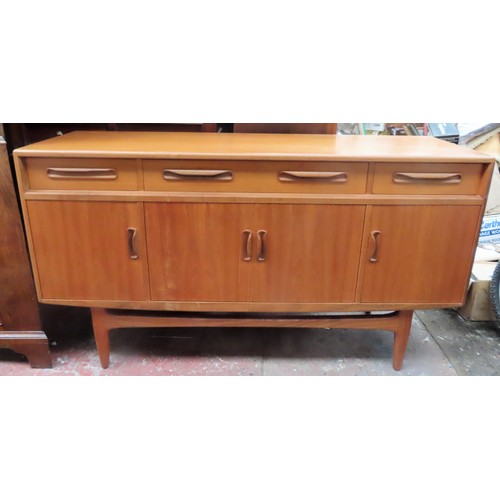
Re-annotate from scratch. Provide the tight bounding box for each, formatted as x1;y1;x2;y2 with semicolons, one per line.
91;308;111;369
392;310;414;371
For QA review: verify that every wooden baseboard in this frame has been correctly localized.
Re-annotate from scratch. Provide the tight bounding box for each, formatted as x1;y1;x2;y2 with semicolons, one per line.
0;331;52;368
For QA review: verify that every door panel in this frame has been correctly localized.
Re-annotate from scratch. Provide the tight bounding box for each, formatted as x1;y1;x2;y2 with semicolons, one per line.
146;203;249;302
248;205;366;303
361;205;482;304
27;201;149;301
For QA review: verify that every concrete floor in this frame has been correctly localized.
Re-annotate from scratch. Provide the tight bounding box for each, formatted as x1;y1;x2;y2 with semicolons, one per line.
1;307;500;375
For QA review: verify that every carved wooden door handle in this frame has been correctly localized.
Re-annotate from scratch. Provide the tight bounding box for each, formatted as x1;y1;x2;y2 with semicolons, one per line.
369;231;381;263
242;230;253;262
127;228;139;260
257;230;267;262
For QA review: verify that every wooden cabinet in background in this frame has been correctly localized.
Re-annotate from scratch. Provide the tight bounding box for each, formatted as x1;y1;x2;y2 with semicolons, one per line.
233;124;337;134
13;132;495;370
0;138;51;368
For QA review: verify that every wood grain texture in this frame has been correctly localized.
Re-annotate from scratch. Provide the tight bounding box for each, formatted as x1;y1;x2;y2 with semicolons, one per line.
146;203;366;304
360;205;483;304
14;132;494;162
146;203;248;302
144;159;369;194
27;201;150;301
247;204;366;303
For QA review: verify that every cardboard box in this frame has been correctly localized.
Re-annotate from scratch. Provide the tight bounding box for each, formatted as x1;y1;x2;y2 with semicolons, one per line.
479;213;500;245
457;262;497;321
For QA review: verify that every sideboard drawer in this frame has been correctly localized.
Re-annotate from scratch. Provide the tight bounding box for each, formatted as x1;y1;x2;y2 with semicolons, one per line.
144;160;368;194
25;158;139;191
372;163;484;195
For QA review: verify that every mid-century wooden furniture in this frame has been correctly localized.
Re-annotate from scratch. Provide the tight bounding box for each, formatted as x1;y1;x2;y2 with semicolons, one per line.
0;137;51;368
13;132;494;370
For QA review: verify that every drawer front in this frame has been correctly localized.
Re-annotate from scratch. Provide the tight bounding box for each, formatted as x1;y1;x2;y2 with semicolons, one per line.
143;160;368;194
25;158;139;191
372;163;484;195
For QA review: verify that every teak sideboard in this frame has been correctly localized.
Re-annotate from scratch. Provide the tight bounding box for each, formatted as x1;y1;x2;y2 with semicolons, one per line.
13;132;495;370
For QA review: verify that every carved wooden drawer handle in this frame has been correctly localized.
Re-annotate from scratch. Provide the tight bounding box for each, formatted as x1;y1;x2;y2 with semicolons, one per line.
279;171;348;183
242;230;253;262
369;231;381;263
393;172;462;184
47;168;118;180
127;228;139;260
163;169;233;181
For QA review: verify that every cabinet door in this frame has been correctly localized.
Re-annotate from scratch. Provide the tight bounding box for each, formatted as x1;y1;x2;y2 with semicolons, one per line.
146;203;250;302
361;205;482;304
27;201;149;301
248;205;366;303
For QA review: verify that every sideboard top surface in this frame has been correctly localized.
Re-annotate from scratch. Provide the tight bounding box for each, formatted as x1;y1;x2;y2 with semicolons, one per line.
14;131;493;163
